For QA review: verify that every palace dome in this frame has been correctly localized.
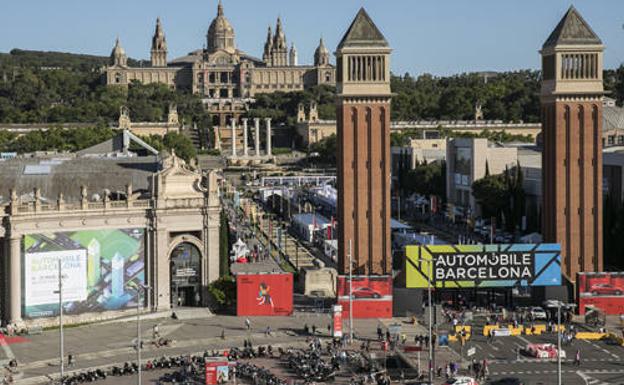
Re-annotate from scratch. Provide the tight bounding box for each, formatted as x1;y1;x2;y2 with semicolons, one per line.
207;0;235;53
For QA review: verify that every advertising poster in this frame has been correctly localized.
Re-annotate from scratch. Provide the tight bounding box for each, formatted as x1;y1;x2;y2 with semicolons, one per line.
236;273;293;316
578;272;624;315
332;304;343;337
22;229;145;318
205;361;229;385
336;276;393;319
406;244;562;289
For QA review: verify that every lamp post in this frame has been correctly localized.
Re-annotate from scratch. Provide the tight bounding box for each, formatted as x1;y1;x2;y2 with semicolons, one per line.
53;259;65;384
557;303;562;385
348;240;353;344
414;253;433;383
128;283;151;385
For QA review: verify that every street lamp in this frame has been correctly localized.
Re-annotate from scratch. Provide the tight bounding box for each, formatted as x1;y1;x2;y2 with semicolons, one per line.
414;254;434;383
557;303;562;385
127;283;151;385
53;259;65;384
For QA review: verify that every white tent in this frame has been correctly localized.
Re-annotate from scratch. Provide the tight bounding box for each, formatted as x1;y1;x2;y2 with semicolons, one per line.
230;238;250;261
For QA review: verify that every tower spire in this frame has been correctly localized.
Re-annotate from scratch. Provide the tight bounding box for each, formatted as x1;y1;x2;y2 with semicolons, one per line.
217;0;224;16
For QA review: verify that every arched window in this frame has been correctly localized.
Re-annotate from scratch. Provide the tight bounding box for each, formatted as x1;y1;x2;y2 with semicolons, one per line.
115;73;122;84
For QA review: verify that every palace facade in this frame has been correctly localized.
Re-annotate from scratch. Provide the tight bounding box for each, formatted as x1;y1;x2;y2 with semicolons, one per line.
105;1;335;103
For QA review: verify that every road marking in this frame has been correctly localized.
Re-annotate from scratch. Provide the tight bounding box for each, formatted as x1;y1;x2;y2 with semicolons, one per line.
577;370;612;385
586;340;619;360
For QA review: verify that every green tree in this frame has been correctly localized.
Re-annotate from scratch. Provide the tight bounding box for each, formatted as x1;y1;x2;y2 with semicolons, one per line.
219;210;231;278
472;174;508;221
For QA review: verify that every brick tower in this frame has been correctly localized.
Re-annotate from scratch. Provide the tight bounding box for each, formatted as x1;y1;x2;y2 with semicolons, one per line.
336;8;392;275
541;6;605;282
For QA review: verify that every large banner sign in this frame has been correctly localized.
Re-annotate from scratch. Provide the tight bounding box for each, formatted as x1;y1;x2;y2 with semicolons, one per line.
578;272;624;315
406;244;561;288
337;276;393;319
23;229;145;318
236;273;293;316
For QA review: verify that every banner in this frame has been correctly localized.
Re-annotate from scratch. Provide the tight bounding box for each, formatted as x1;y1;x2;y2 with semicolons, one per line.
22;229;145;318
332;305;343;337
578;272;624;315
406;244;561;288
337;276;392;318
236;273;293;316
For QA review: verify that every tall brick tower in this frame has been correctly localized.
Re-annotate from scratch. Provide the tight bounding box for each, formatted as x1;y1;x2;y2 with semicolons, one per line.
541;6;605;283
336;8;392;275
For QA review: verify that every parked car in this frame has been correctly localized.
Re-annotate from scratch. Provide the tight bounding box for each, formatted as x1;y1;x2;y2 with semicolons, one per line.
443;377;479;385
530;306;548;320
589;283;623;296
524;343;566;359
351;287;382;299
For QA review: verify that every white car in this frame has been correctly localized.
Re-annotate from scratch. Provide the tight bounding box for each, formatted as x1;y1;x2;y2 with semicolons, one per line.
444;377;479;385
530;306;547;320
525;343;566;359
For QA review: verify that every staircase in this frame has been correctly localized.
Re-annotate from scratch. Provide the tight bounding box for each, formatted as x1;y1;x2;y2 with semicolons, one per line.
258;214;317;271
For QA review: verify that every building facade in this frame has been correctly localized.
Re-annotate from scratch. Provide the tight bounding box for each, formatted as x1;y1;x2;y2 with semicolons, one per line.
0;135;221;326
541;6;604;282
105;1;334;99
336;9;392;276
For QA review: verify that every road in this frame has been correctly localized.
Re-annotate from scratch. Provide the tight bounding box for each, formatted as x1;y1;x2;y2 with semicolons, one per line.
444;321;624;385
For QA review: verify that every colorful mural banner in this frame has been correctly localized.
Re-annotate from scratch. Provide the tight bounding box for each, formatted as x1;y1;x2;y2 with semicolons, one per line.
406;243;561;289
22;228;145;318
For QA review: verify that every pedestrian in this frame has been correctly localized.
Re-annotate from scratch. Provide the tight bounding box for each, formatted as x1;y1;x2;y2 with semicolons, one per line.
245;318;251;331
220;328;225;340
195;292;201;307
68;353;75;367
574;349;581;366
177;295;182;307
153;324;160;339
265;326;272;337
304;323;309;335
312;324;317;335
377;325;383;341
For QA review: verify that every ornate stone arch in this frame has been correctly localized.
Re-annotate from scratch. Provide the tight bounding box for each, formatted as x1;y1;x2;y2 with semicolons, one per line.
167;234;204;261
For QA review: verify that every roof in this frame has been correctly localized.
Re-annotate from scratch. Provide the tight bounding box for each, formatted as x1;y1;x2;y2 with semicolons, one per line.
293;213;330;227
337;8;388;49
543;6;602;48
604;105;624;132
0;156;159;204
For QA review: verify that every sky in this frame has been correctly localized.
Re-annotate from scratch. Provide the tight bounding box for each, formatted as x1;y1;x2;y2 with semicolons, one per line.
1;0;623;76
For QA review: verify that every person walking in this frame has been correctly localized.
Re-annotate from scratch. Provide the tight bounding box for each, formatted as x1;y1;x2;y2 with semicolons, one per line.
153;324;160;339
245;318;251;331
574;349;581;366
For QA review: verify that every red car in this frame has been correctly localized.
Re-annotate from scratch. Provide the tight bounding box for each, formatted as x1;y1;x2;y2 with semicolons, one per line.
351;287;383;299
589;283;623;296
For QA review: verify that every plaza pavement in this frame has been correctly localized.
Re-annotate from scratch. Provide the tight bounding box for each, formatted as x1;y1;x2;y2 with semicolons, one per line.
5;310;460;385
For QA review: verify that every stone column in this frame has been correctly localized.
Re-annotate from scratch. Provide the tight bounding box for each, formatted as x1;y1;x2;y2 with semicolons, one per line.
254;118;261;157
242;118;249;157
231;119;237;157
10;236;21;322
265;118;272;156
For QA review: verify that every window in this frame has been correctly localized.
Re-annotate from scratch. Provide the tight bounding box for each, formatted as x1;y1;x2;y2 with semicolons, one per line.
114;73;122;83
608;136;615;145
618;135;624;145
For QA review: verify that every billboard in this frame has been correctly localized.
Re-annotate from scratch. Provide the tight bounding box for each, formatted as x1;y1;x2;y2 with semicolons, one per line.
337;276;393;319
578;272;624;315
406;244;561;289
23;229;145;318
236;273;293;316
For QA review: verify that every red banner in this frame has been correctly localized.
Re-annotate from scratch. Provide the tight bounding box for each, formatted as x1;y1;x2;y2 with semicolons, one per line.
332;305;343;337
236;273;293;316
337;276;392;318
578;272;624;315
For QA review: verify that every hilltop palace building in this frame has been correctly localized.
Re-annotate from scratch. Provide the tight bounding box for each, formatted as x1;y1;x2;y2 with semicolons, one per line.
105;0;335;152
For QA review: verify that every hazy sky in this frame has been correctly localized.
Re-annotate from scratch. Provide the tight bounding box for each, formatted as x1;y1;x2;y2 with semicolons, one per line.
1;0;623;76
